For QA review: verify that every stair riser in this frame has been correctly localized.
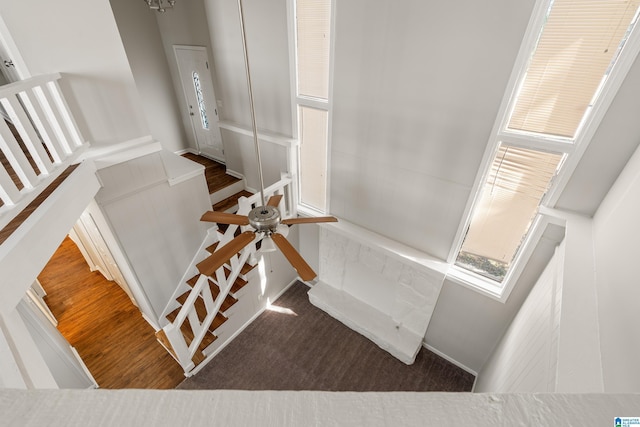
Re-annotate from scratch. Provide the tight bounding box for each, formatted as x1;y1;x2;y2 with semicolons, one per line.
210;180;245;205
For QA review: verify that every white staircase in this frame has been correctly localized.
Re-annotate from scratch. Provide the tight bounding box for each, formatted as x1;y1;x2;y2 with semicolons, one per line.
155;175;296;375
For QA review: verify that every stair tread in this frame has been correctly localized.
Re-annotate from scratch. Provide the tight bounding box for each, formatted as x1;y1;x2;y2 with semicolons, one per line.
185;275;219;294
212;190;254;212
180;321;217;347
167;296;230;330
231;276;249;294
210;268;249;293
240;263;258;276
205;242;220;253
155;328;214;367
182;153;239;194
181;275;238;310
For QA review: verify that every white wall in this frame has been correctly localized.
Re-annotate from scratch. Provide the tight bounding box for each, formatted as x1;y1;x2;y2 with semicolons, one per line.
155;0;218;153
204;0;293;185
424;224;564;373
0;0;149;145
556;54;640;216
475;243;563;392
591;143;640;392
109;0;188;153
329;0;535;260
94;152;211;323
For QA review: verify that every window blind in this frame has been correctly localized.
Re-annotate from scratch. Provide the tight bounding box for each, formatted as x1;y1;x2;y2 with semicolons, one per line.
296;0;331;100
299;106;328;210
459;145;563;265
508;0;640;138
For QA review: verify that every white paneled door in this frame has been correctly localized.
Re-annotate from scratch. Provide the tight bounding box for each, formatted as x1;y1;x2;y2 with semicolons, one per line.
174;45;224;162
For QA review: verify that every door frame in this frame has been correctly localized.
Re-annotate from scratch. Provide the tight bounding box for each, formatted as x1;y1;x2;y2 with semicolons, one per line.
173;45;225;162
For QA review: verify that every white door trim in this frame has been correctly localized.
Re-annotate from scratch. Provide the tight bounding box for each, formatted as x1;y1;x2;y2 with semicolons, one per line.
173;45;225;162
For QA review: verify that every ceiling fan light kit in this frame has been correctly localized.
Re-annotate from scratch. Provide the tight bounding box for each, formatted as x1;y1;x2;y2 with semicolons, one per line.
196;0;337;282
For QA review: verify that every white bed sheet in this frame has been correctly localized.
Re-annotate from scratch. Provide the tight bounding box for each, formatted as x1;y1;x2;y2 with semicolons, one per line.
1;390;638;426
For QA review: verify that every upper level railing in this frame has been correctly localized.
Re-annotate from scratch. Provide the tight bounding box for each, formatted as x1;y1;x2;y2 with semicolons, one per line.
0;73;87;230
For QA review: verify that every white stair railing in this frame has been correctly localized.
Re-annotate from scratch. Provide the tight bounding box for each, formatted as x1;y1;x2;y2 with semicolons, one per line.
0;73;87;229
160;175;294;372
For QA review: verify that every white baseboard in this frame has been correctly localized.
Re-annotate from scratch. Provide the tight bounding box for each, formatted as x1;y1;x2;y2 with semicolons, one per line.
225;168;244;180
423;343;478;378
210;180;246;205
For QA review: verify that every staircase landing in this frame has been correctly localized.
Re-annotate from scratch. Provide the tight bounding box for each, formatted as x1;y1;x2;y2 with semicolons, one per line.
181;153;239;194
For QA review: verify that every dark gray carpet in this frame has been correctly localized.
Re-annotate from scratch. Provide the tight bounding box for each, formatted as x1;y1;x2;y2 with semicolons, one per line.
178;281;475;391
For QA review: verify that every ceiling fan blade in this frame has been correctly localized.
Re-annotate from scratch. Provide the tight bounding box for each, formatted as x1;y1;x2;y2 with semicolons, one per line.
196;231;256;277
201;211;250;225
282;216;338;225
271;233;317;281
266;194;283;207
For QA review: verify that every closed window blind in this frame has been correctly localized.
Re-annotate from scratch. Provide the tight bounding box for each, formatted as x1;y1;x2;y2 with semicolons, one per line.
296;0;331;99
299;106;328;209
508;0;640;138
459;145;563;269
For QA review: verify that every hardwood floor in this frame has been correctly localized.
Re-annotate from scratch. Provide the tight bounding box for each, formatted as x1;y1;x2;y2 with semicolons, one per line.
37;236;185;389
181;152;240;194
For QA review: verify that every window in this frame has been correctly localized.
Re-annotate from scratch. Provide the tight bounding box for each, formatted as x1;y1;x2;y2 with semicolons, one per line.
453;0;640;292
293;0;332;212
192;71;209;130
456;145;563;282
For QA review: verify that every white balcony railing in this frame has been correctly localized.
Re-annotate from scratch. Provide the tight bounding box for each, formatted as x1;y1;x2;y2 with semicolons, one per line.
0;73;87;230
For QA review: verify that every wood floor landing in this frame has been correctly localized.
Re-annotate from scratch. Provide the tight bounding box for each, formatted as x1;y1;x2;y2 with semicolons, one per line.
37;237;185;389
181;153;240;195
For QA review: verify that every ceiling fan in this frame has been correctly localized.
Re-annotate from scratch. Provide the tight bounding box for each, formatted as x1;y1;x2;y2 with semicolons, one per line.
196;0;337;282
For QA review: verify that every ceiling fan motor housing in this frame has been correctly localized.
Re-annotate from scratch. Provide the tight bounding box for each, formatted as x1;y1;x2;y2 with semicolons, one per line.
248;205;281;233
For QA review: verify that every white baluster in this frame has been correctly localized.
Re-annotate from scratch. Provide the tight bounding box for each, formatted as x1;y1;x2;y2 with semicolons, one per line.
4;93;55;174
163;324;193;370
20;88;64;164
0;166;20;205
47;79;84;148
0;112;38;188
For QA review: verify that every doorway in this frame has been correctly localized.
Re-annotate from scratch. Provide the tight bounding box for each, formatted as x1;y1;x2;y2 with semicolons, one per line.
174;45;225;162
37;236;184;388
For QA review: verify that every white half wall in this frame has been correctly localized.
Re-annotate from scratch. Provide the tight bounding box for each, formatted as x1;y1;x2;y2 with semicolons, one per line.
94;151;211;323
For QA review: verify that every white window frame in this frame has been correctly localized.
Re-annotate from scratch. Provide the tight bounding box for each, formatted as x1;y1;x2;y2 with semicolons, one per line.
448;0;640;302
287;0;336;216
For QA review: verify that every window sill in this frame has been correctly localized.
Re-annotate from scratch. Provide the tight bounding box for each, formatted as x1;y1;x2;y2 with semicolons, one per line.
445;266;506;302
296;204;328;219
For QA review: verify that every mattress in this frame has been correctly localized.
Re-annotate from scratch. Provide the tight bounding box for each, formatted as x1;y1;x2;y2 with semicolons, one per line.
1;390;639;426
